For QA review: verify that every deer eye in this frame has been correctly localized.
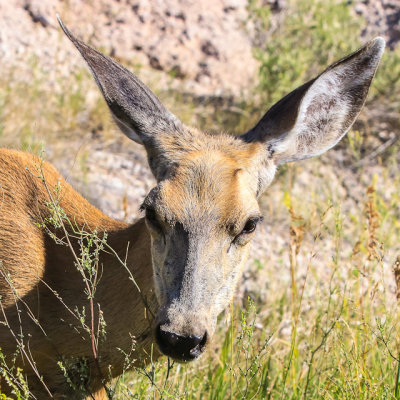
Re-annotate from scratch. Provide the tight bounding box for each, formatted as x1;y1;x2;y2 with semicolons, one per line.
241;218;258;234
232;216;262;239
230;216;262;247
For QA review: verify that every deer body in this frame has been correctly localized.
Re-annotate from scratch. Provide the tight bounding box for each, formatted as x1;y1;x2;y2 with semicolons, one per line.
0;149;160;397
0;18;385;399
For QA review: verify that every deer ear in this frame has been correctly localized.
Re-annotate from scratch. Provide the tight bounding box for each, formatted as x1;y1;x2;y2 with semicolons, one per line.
241;38;385;165
57;16;185;146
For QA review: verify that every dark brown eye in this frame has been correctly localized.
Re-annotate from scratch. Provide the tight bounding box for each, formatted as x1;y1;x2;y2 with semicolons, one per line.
242;219;258;234
230;216;263;247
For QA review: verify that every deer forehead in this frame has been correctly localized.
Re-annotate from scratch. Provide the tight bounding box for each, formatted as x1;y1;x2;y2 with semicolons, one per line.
151;145;265;227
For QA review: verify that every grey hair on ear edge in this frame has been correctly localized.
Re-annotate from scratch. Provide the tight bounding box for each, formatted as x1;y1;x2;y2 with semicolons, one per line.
241;37;385;165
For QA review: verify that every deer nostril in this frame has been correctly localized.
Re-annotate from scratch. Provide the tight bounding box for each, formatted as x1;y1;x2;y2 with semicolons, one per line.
189;331;207;358
156;324;208;361
163;331;179;346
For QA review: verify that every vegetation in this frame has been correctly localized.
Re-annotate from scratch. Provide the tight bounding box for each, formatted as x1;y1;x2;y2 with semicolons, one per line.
249;0;400;113
1;0;400;398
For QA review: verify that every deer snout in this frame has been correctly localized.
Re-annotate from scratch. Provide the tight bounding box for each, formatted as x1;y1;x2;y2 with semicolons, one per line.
156;323;208;361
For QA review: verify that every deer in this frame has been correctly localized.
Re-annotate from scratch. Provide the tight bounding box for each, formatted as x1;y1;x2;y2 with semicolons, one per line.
0;16;384;399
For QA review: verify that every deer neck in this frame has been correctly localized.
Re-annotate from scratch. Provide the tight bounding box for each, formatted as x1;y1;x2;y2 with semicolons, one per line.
92;217;159;363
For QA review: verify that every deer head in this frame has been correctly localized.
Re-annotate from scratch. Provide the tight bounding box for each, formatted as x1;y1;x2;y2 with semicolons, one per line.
59;18;384;362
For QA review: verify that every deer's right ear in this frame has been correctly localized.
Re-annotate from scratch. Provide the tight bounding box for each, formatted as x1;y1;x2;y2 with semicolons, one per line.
241;38;385;166
58;17;185;146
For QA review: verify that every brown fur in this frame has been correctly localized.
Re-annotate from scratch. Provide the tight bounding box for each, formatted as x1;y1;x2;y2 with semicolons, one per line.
0;149;157;398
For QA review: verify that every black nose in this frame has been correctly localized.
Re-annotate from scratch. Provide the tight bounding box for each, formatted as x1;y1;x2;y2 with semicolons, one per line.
156;324;207;361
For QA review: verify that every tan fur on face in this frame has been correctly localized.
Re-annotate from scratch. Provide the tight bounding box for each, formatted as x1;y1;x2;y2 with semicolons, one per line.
153;131;269;224
143;131;274;340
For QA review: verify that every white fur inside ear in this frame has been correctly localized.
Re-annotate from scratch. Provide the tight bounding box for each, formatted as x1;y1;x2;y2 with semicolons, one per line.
243;37;385;167
294;69;350;155
278;59;374;163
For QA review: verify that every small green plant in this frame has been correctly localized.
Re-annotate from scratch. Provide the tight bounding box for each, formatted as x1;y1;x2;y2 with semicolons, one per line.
0;349;30;400
57;356;91;397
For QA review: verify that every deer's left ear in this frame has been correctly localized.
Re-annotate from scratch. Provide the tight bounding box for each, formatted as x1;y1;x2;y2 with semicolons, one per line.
241;38;385;165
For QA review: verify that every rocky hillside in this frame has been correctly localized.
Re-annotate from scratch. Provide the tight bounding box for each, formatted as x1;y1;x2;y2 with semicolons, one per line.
1;0;258;97
1;0;400;98
356;0;400;49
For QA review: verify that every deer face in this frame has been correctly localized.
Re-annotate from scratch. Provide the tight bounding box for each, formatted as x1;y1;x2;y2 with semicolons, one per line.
142;138;274;360
60;18;384;361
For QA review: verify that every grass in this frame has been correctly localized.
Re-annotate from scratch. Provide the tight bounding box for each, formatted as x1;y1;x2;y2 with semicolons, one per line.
1;0;400;398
